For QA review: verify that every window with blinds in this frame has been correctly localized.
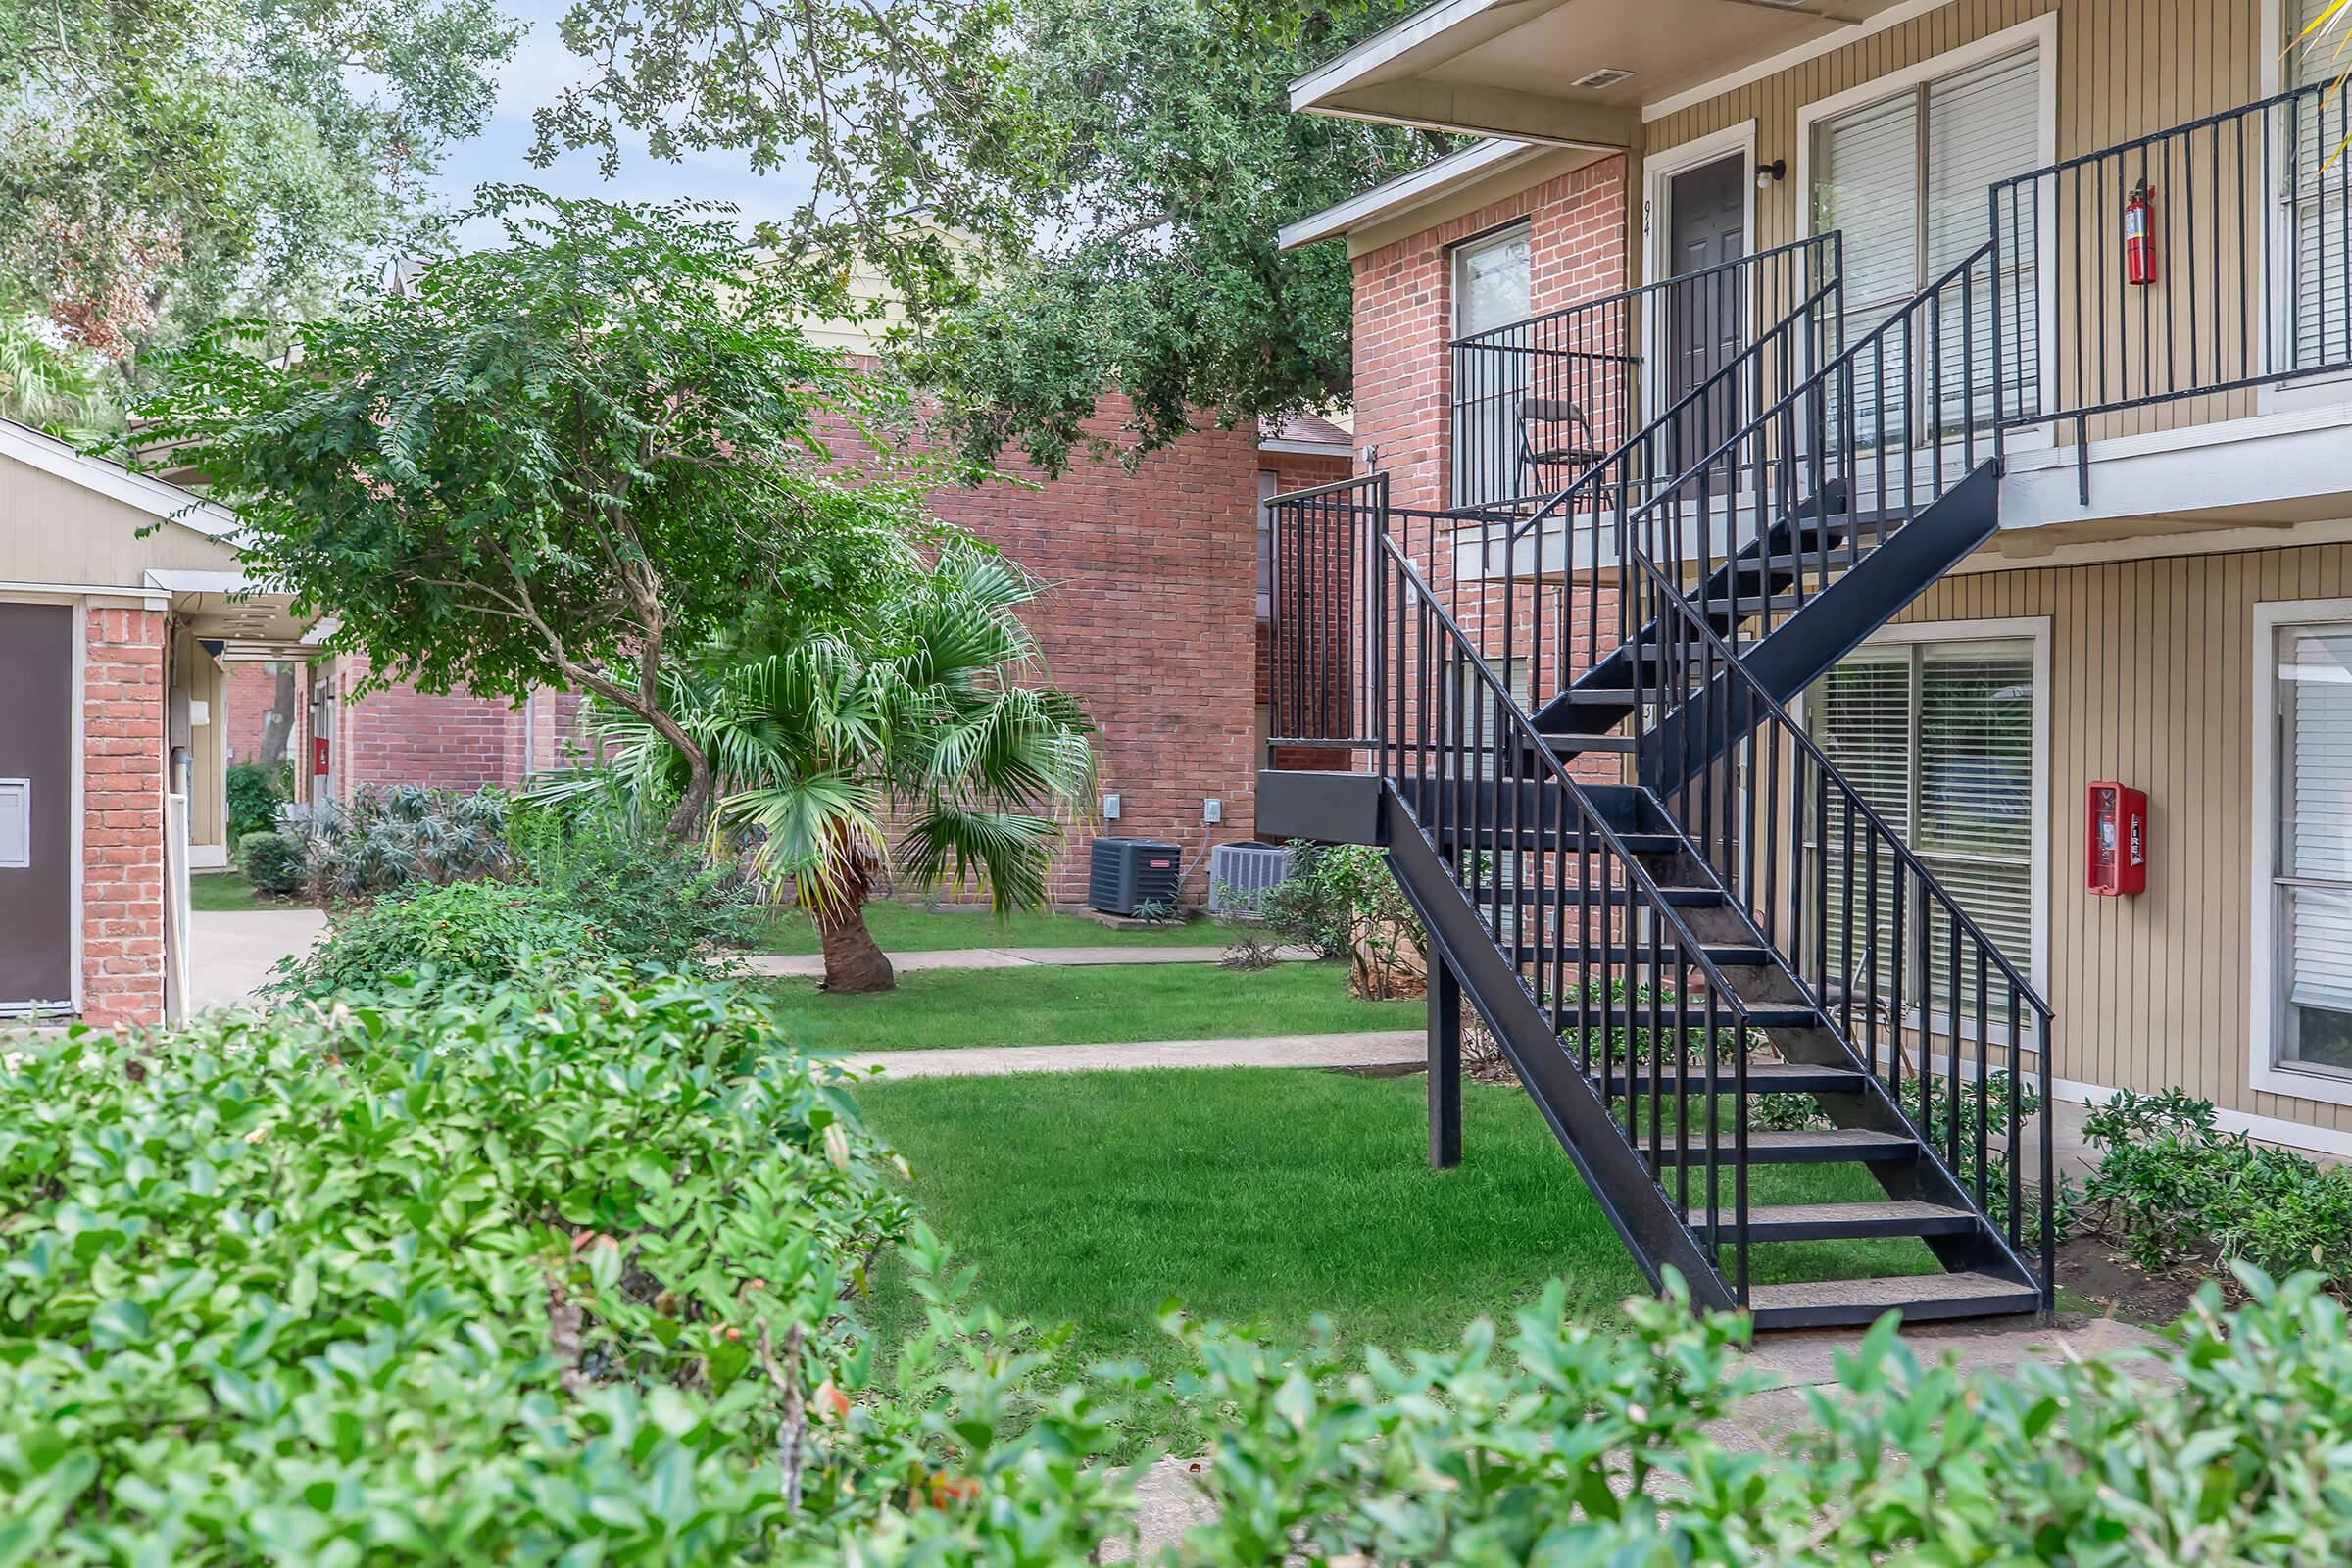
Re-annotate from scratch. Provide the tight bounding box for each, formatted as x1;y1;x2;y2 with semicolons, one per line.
1810;44;2042;438
2274;623;2352;1073
2286;0;2352;371
1807;638;2038;1014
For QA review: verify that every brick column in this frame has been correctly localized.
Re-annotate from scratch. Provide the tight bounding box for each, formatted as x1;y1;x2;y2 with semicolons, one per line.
82;606;168;1030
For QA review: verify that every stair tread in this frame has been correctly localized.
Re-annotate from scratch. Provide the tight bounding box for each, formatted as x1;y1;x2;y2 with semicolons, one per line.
1596;1062;1865;1091
1746;1271;2035;1312
1564;1003;1825;1028
1511;945;1774;968
1646;1128;1918;1164
1701;1199;1974;1228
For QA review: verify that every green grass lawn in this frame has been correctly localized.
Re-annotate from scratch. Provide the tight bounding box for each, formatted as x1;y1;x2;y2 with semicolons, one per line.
768;960;1421;1053
761;901;1248;955
855;1068;1937;1455
190;869;276;911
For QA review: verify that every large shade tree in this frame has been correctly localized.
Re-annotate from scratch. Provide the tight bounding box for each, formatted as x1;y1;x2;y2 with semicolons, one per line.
137;189;932;839
530;0;1446;473
0;0;516;367
556;547;1094;992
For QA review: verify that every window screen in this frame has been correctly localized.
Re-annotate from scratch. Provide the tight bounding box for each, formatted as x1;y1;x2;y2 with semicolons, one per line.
1811;44;2042;437
2286;0;2352;371
2276;623;2352;1072
1808;639;2037;1008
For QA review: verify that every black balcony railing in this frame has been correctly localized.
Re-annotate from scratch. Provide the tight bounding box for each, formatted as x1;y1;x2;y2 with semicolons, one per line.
1449;239;1843;513
1992;76;2352;501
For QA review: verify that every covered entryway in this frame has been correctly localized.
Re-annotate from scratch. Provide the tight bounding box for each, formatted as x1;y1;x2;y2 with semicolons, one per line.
0;603;74;1014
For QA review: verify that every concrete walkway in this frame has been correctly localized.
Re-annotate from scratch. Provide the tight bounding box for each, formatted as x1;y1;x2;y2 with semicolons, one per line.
834;1030;1425;1078
748;944;1314;978
188;907;328;1012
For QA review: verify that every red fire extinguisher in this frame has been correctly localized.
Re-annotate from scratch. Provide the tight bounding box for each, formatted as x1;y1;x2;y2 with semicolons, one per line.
2124;178;2157;287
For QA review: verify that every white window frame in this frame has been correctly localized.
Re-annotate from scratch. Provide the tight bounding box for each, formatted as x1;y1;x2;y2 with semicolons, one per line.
1450;220;1535;509
2257;0;2352;409
1794;14;2061;457
2249;596;2352;1107
1799;614;2053;1010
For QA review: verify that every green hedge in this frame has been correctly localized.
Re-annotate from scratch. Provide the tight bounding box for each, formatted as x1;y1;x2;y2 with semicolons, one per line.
0;974;909;1562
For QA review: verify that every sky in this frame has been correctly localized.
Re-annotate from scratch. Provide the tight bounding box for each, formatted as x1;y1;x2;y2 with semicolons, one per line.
423;0;819;242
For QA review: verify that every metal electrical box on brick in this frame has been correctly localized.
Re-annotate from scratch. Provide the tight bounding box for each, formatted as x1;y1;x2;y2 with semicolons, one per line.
1087;837;1180;915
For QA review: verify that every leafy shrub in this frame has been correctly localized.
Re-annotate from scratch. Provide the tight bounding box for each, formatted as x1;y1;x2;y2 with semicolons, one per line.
238;829;307;898
299;784;511;902
0;973;911;1562
223;760;284;846
2081;1087;2352;1293
847;1256;2352;1567
514;798;761;968
269;880;610;999
1258;844;1426;999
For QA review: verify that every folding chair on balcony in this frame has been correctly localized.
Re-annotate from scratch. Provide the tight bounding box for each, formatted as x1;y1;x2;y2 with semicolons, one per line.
1517;397;1605;500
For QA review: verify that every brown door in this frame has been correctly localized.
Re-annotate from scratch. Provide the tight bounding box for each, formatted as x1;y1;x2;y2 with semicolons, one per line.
0;604;74;1012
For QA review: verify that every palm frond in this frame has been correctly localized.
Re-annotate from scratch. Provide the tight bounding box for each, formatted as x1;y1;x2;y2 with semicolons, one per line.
897;806;1062;913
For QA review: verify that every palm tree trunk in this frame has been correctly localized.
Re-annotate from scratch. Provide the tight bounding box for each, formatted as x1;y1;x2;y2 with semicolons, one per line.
818;899;896;992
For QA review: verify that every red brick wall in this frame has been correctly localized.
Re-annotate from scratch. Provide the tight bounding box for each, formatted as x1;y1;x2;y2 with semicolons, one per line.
929;410;1276;904
1347;157;1631;784
330;658;544;798
82;607;167;1029
1351;156;1630;513
308;416;1312;907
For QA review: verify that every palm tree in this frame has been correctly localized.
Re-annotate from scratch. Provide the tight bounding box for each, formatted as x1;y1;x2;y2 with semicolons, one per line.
559;547;1095;991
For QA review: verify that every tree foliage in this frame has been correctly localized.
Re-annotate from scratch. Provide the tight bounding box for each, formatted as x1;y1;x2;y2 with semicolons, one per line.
895;0;1448;473
0;0;516;362
529;0;1034;310
530;0;1446;473
138;189;937;838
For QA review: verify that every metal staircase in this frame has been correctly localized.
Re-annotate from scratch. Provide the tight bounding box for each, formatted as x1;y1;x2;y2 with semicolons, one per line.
1265;236;2056;1328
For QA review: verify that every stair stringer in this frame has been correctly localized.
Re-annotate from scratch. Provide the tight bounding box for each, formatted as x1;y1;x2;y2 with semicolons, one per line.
1641;460;2003;791
1378;781;1742;1313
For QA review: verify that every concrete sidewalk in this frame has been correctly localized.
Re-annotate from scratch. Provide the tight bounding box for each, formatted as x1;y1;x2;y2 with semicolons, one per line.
749;944;1314;979
188;907;329;1012
834;1030;1425;1078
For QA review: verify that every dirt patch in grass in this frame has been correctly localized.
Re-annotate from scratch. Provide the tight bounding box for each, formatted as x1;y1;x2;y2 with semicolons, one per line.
2053;1235;2203;1328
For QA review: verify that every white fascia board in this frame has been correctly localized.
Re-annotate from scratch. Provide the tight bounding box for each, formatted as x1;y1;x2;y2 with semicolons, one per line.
0;418;240;540
1279;138;1542;250
1289;0;1522;113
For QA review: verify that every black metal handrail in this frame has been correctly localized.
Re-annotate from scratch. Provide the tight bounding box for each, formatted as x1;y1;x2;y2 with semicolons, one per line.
1623;540;2055;1302
1990;76;2352;501
1450;236;1844;514
1612;241;2056;1301
1619;241;2003;647
1370;522;1762;1300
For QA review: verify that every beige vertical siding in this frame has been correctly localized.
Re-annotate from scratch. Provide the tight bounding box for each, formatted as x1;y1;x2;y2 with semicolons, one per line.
1645;0;2277;443
1887;542;2352;1135
0;452;239;586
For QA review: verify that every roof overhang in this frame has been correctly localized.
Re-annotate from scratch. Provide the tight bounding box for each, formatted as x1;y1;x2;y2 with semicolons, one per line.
1292;0;1930;143
146;569;319;655
1280;138;1553;250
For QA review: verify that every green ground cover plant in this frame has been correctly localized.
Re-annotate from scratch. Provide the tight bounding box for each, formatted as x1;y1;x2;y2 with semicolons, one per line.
266;881;612;999
768;961;1422;1053
2079;1088;2352;1297
0;973;911;1561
